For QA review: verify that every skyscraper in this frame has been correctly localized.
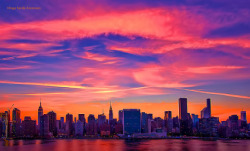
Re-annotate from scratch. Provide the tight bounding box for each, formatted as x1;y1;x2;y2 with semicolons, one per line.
48;111;57;137
241;111;247;121
109;101;113;122
164;111;173;133
141;112;148;133
201;98;211;119
21;116;36;137
123;109;141;135
98;113;106;127
118;110;123;123
164;111;172;120
75;120;83;136
38;99;43;130
12;108;21;137
66;113;73;136
78;114;86;123
86;114;97;135
60;117;64;130
179;98;188;120
40;114;49;137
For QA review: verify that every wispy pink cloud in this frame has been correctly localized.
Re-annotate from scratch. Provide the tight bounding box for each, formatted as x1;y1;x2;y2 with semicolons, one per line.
185;66;245;74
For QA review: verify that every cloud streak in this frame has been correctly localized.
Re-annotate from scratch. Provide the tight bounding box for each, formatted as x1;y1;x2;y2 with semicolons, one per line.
183;89;250;99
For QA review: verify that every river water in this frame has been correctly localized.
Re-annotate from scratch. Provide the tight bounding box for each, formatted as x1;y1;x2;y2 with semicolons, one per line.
0;139;249;151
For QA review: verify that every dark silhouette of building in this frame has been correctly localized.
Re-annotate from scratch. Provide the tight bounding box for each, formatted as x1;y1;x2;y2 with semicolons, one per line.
86;114;97;135
199;117;219;137
201;98;211;118
172;116;180;134
98;113;106;133
78;114;86;135
38;99;43;131
21;116;36;138
164;111;173;134
109;101;113;122
118;110;123;123
40;114;49;137
48;111;57;137
179;98;192;135
66;113;73;136
192;114;199;134
141;112;148;133
241;111;247;122
179;98;188;120
12;108;21;137
228;115;239;137
123;109;141;135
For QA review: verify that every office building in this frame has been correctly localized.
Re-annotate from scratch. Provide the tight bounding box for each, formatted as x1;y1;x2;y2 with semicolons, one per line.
123;109;141;135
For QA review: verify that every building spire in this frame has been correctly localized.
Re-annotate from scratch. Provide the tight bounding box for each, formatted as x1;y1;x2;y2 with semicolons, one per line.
40;98;42;107
109;101;112;110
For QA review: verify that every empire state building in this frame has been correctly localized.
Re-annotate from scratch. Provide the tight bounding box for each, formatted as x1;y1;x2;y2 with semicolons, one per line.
38;99;43;128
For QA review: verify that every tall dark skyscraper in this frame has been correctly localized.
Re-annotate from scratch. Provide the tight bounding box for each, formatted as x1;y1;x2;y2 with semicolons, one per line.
40;114;49;137
66;113;73;136
241;111;247;121
201;98;211;118
48;111;57;136
12;108;21;137
109;101;113;122
79;114;85;123
118;110;123;123
98;113;106;128
179;98;188;120
207;98;211;117
38;99;43;129
86;114;97;135
164;111;173;133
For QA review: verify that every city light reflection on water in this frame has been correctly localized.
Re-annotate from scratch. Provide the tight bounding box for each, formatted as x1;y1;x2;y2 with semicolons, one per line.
0;139;249;151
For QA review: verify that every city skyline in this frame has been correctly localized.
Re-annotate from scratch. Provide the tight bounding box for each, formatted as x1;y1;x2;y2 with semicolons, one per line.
0;97;248;139
0;98;247;123
0;0;250;135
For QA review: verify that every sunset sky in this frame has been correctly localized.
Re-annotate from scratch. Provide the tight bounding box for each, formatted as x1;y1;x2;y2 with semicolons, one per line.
0;0;249;122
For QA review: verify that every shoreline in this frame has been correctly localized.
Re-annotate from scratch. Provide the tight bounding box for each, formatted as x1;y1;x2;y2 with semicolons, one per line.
1;137;250;141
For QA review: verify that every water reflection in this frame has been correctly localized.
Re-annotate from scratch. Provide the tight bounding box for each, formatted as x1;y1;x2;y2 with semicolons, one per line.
0;139;249;151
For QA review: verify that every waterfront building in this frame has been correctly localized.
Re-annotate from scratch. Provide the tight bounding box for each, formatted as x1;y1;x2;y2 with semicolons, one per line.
199;117;220;137
86;114;97;135
109;101;113;122
118;110;123;123
123;109;141;135
48;111;57;137
21;116;36;137
164;111;173;134
66;113;73;136
75;120;84;136
40;114;49;137
12;108;21;137
38;99;43;131
241;111;247;122
179;98;188;120
201;98;211;119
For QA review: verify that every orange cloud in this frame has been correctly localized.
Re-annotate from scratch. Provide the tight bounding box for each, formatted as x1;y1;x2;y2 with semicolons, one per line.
133;65;195;88
81;52;120;62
